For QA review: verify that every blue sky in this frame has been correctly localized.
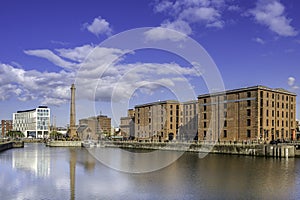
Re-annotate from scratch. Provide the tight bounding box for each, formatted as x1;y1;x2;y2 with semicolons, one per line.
0;0;300;127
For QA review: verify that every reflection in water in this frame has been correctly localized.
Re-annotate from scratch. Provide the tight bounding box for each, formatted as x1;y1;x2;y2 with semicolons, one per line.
12;143;50;177
69;148;76;200
0;143;299;199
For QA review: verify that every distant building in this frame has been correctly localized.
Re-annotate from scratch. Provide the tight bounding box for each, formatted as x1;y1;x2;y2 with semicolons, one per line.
198;86;297;142
178;100;198;141
13;106;50;138
134;100;180;142
119;109;135;138
77;115;111;140
1;120;13;137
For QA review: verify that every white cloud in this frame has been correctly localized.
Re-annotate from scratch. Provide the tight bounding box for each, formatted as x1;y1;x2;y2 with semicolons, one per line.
84;16;112;37
0;63;74;105
179;7;221;24
287;77;295;86
249;0;298;37
152;0;226;34
228;5;240;11
1;41;202;108
144;21;191;42
24;49;76;70
253;37;265;44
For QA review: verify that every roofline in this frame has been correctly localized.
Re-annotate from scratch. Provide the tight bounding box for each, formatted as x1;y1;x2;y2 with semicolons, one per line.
198;85;297;98
135;100;180;108
15;106;49;113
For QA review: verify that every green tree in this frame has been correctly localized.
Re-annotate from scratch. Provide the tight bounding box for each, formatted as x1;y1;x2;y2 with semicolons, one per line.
50;131;64;140
7;131;24;138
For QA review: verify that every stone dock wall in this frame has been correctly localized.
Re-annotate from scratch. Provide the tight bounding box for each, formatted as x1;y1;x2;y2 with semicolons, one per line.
102;141;297;158
0;141;24;152
46;141;82;147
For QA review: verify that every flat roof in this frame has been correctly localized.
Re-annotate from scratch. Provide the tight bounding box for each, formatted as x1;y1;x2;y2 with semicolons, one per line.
135;100;180;108
16;106;49;113
198;85;296;98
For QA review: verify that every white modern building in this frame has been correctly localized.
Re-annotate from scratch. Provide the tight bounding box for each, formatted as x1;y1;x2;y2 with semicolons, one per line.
13;106;50;138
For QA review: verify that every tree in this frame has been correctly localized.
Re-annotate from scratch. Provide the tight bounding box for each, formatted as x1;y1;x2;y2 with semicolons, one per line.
50;131;64;140
7;131;24;138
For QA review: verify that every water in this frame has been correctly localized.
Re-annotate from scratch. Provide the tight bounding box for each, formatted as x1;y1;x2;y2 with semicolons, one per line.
0;143;299;200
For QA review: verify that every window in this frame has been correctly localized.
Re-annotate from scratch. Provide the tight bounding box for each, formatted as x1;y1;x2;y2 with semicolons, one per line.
277;111;279;117
286;104;288;109
272;94;274;99
224;111;227;118
247;130;251;138
272;101;274;107
286;96;288;101
272;110;274;117
204;98;207;103
282;95;284;101
282;120;284;126
204;105;207;111
260;108;263;117
170;124;173;129
291;112;293;118
282;111;284;118
277;120;279;126
267;93;269;98
260;99;263;107
204;131;207;138
291;104;293;109
272;120;274;126
247;119;251;126
266;110;269;117
247;92;251;97
282;103;284;109
247;109;251;117
277;102;279;108
286;121;288;127
247;100;251;107
224;103;227;109
204;113;207;119
260;119;263;126
204;122;207;128
291;97;294;102
267;100;269;106
170;117;173;122
224;130;227;138
224;120;227;127
170;110;173;115
260;91;263;97
286;112;288;118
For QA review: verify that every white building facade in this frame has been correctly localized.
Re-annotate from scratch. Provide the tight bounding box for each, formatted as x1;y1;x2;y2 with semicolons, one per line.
13;106;50;138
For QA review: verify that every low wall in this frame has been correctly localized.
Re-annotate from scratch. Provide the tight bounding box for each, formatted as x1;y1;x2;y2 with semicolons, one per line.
0;142;13;152
102;141;296;158
46;141;82;147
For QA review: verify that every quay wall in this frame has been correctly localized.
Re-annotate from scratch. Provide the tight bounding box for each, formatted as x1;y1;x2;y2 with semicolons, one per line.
102;141;296;158
46;141;82;147
0;142;13;152
0;141;24;152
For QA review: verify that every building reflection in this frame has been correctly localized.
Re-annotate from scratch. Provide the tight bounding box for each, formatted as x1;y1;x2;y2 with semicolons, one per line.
12;145;50;177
